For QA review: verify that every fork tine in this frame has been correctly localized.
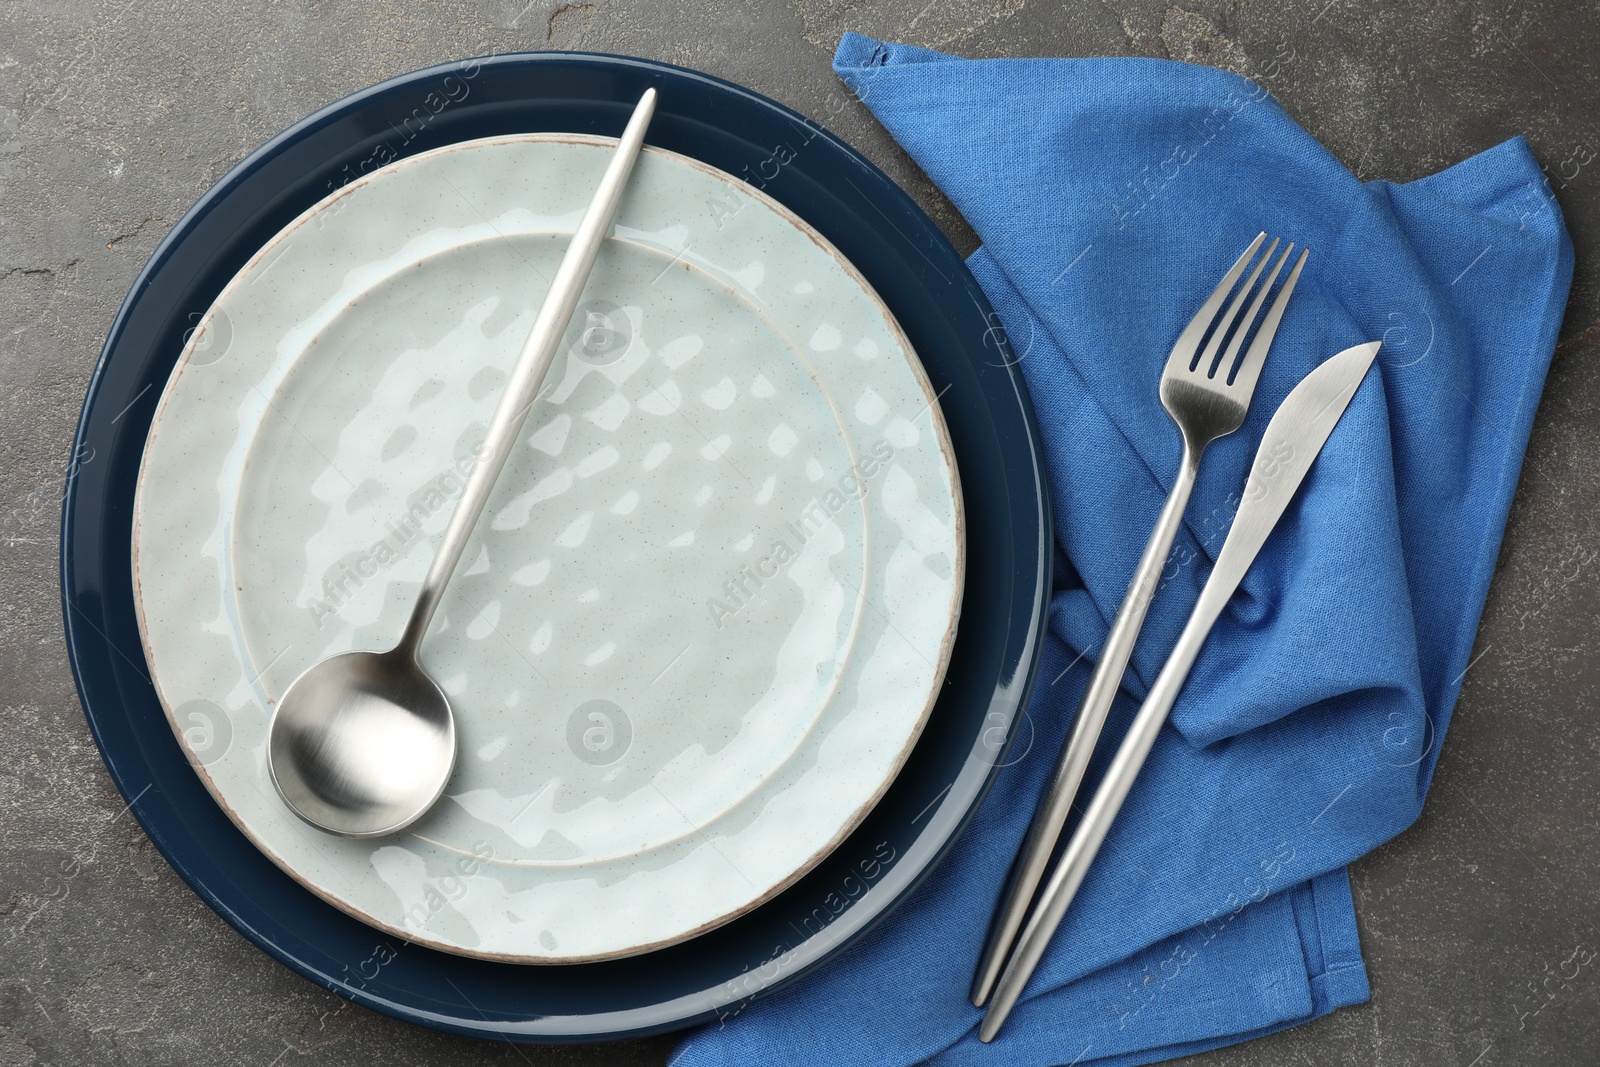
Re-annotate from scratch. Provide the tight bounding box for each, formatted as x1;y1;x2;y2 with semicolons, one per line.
1194;237;1279;376
1168;232;1265;367
1230;247;1309;399
1217;242;1292;384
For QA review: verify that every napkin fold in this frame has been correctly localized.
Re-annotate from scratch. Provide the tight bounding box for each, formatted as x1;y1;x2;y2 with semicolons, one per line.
675;34;1572;1067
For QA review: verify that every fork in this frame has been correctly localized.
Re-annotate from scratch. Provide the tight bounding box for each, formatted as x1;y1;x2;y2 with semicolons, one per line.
969;232;1309;1008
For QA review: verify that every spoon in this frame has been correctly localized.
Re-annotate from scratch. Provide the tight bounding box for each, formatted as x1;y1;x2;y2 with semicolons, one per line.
267;88;659;838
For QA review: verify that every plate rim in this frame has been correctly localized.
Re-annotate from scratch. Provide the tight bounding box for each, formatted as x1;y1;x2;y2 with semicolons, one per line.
61;48;1051;1042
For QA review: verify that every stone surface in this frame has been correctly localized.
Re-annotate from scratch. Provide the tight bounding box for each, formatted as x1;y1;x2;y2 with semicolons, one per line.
2;2;1597;1065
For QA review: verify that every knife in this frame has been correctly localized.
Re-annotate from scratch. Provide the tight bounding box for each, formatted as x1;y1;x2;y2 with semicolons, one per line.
979;340;1382;1042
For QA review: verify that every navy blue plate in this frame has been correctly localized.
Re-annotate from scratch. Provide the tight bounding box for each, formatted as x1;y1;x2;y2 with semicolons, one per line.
61;52;1049;1042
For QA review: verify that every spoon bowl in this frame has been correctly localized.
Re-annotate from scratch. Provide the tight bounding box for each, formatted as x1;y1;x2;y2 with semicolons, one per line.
268;650;456;837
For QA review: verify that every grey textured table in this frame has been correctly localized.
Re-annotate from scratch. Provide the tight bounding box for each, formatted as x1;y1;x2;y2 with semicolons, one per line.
3;2;1597;1065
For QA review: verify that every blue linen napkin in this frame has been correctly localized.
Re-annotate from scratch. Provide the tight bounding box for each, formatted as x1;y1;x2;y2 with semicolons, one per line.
673;33;1572;1067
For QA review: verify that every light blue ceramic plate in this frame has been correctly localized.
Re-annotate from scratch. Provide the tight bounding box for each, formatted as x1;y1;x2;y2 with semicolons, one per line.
133;133;963;963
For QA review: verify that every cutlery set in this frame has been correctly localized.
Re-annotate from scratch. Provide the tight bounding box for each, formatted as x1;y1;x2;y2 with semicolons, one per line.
973;235;1378;1039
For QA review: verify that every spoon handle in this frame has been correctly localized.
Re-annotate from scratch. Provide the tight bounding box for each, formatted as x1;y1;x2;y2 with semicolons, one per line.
397;88;658;655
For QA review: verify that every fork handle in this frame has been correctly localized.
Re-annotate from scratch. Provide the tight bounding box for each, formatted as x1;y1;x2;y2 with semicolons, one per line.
970;441;1201;1007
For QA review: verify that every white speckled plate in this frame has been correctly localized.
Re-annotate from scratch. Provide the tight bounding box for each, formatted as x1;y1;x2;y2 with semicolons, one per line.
131;133;962;963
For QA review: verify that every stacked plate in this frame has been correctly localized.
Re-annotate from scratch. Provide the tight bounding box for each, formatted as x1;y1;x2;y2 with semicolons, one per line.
64;53;1049;1041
